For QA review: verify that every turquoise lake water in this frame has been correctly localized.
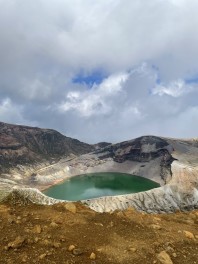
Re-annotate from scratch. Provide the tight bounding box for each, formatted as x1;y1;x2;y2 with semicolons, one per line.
43;172;160;201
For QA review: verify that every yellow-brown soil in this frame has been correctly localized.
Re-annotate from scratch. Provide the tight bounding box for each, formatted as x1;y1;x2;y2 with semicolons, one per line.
0;201;198;264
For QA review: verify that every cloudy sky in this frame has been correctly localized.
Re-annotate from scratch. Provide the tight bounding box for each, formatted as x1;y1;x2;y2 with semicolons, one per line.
0;0;198;143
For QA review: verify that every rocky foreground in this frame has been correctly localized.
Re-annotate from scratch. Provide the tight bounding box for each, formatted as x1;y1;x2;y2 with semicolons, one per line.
0;198;198;264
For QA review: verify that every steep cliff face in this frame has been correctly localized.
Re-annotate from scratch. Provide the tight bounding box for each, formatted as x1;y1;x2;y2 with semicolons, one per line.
96;136;172;161
94;136;175;183
0;122;94;172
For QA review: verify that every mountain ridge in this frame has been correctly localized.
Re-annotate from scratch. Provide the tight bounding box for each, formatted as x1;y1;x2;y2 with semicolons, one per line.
0;121;94;173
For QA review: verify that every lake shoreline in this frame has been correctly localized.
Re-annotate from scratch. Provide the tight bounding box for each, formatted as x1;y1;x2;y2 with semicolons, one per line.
43;172;160;201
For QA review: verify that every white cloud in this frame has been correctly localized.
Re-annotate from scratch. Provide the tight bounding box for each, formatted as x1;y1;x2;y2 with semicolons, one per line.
59;72;129;117
0;1;198;142
0;98;37;126
0;98;23;122
1;0;198;76
19;79;53;101
152;79;195;97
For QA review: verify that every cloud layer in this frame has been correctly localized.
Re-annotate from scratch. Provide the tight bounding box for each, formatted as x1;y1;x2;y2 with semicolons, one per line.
0;0;197;143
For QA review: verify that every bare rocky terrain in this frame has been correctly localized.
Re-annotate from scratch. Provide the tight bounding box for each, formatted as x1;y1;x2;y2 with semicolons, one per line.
0;198;198;264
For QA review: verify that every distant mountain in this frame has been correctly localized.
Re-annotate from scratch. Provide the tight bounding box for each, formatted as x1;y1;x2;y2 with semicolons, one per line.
0;121;94;172
93;142;112;150
95;136;173;162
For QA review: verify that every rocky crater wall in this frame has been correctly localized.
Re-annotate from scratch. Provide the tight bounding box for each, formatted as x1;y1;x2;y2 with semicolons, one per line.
0;136;198;214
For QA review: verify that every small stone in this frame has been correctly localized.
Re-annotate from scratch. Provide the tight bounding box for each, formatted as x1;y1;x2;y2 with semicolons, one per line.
68;245;75;251
72;248;83;256
42;239;51;246
184;231;195;239
34;237;39;243
39;253;47;260
55;219;63;224
90;252;96;260
150;224;162;230
153;217;161;222
8;218;14;224
64;203;77;213
53;242;61;248
94;223;103;227
172;253;177;258
129;247;137;253
165;246;174;253
8;236;26;249
50;222;59;228
22;255;28;263
157;251;173;264
33;225;42;234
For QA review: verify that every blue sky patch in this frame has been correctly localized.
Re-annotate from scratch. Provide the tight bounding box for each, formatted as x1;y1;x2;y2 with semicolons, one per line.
72;70;107;87
185;76;198;84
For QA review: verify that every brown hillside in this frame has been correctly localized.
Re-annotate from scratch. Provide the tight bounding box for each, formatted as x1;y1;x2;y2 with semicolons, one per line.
0;122;94;173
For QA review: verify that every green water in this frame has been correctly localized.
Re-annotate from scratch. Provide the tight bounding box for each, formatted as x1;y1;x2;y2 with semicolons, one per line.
43;172;160;201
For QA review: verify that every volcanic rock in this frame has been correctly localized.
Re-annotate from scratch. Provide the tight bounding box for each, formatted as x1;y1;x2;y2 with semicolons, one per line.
157;251;173;264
